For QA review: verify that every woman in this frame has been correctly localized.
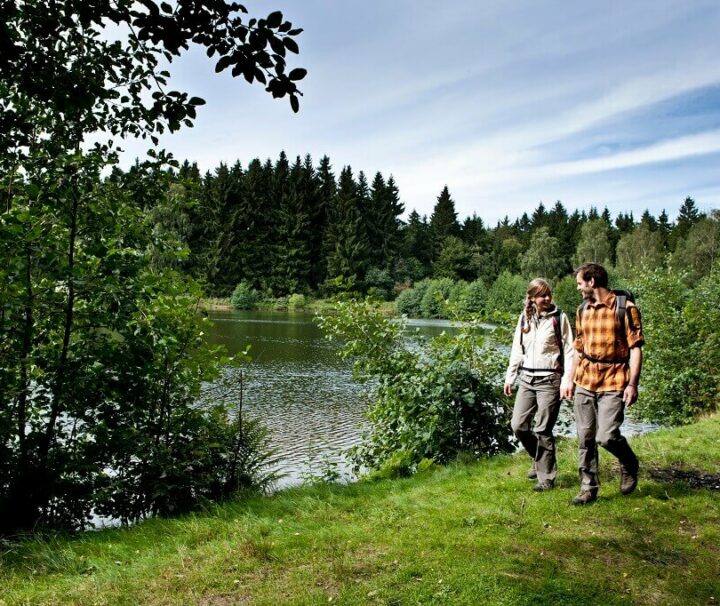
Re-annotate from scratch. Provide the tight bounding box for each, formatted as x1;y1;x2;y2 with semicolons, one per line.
503;278;574;492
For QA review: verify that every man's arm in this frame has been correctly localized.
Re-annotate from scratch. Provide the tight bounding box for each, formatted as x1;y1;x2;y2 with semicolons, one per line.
562;308;583;400
623;346;642;406
562;354;579;400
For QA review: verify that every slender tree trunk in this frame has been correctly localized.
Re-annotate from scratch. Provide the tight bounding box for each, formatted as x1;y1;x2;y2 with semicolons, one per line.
38;173;80;514
3;233;37;534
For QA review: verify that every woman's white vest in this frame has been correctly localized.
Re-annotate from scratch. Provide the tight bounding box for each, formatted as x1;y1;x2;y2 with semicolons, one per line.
505;306;575;386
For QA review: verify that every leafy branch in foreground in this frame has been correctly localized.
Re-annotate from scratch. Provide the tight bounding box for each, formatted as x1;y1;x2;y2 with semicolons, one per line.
317;299;513;477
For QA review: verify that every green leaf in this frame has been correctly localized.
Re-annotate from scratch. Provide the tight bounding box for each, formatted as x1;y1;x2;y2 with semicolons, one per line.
266;11;283;29
283;37;299;54
288;68;307;81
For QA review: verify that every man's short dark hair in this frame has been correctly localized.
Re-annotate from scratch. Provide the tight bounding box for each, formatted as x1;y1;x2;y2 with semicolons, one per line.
575;262;609;288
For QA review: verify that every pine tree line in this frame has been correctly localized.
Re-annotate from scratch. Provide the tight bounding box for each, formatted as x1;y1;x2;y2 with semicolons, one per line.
129;152;716;298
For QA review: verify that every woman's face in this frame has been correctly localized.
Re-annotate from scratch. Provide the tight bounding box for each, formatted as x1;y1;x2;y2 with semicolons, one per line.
533;291;552;312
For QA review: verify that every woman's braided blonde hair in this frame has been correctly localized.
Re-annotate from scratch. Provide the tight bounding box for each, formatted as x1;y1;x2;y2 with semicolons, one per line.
522;278;553;332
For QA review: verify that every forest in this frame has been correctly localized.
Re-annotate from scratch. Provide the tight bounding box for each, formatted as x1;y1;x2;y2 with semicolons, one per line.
134;152;718;302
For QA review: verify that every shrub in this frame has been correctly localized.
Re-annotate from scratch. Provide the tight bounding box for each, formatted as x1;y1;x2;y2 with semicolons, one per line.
459;278;488;315
630;267;720;425
485;272;526;317
449;280;469;309
395;279;432;317
365;267;395;301
552;274;580;321
231;281;259;310
287;293;306;310
317;299;514;474
420;278;455;318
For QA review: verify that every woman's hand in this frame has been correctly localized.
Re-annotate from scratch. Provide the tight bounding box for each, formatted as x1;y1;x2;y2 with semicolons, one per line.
503;383;513;397
560;380;574;400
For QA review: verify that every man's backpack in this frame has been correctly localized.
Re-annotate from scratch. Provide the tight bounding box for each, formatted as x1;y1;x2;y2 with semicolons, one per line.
578;289;639;364
519;310;565;372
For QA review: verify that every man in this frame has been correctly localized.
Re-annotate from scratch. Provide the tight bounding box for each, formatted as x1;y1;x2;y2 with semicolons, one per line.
561;263;644;505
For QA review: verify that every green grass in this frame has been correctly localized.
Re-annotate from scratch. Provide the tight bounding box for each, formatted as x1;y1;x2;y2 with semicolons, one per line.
2;415;719;605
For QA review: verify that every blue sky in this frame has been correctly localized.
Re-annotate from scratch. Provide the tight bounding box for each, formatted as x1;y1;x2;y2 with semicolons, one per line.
119;1;720;224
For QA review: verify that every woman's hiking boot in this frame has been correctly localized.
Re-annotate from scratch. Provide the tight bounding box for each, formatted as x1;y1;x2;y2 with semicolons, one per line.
527;466;538;480
532;480;554;492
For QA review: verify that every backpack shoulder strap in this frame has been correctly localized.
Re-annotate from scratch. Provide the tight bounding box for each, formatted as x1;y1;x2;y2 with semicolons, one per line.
551;312;564;370
615;294;627;336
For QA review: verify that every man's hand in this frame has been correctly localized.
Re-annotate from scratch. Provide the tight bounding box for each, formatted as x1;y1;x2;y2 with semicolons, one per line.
503;383;513;397
560;380;574;400
623;384;638;406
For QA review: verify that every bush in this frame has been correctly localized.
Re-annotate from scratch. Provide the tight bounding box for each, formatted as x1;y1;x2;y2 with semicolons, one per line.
420;278;455;318
395;279;432;317
231;281;259;310
630;267;720;425
365;267;395;301
449;280;469;309
287;293;306;310
485;272;526;317
552;274;580;321
459;278;488;315
317;299;514;474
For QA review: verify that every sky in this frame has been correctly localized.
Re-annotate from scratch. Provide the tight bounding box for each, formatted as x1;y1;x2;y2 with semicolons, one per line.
118;0;720;224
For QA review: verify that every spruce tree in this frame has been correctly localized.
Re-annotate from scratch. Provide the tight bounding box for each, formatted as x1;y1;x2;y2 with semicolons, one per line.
274;156;314;294
429;185;460;261
315;155;337;288
640;210;658;231
367;172;405;272
547;201;571;276
401;210;432;280
672;196;703;251
530;202;547;230
324;166;370;288
657;210;672;252
239;158;273;290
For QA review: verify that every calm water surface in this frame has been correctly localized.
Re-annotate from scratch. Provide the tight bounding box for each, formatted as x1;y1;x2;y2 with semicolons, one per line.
207;310;656;487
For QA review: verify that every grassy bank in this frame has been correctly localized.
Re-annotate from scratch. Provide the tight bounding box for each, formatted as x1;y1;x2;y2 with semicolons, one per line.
200;297;396;315
2;415;719;606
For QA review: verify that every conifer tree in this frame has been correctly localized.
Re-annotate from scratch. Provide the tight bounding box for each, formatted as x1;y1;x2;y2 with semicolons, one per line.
274;156;314;294
640;209;658;231
367;172;405;272
429;186;460;261
401;210;432;279
671;196;703;251
433;236;474;281
238;158;273;289
324;166;369;287
530;202;547;230
657;209;672;253
516;212;532;245
615;212;635;235
315;155;337;287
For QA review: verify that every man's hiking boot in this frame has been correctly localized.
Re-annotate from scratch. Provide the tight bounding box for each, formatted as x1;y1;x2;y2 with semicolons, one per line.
571;490;597;506
527;466;537;480
620;461;639;495
532;480;554;492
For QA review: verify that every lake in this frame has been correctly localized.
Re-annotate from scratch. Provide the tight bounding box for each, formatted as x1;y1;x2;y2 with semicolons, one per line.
206;309;656;487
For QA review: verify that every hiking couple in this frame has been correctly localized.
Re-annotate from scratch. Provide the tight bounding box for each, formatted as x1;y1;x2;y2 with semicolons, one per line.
503;262;644;505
